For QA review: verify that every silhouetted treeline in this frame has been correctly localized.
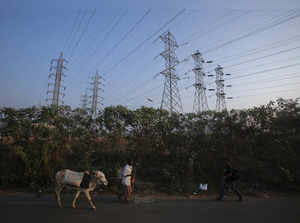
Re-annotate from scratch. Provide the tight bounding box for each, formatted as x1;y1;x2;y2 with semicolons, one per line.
0;98;299;193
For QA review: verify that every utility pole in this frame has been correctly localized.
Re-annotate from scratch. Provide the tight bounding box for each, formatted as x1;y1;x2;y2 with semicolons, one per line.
46;52;68;106
215;65;232;112
192;50;212;113
90;70;104;117
159;31;183;114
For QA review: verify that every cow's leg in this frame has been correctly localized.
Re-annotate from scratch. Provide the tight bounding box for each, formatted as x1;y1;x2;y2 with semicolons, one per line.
55;184;64;208
84;190;96;210
72;191;81;208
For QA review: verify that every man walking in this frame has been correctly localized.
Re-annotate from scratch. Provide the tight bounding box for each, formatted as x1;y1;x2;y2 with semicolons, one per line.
120;159;134;202
217;159;243;201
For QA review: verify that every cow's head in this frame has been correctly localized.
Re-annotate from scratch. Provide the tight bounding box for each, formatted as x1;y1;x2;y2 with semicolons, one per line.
92;170;108;186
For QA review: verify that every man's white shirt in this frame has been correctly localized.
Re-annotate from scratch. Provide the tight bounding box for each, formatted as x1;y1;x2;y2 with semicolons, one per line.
121;164;132;186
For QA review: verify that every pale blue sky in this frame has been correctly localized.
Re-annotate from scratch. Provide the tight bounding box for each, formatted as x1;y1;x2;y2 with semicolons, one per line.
1;0;300;112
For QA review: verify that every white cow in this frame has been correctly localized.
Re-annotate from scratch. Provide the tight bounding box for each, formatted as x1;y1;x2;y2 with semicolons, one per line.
55;169;108;210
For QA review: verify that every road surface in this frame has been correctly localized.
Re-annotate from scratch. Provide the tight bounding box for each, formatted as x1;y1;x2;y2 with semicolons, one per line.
0;193;299;223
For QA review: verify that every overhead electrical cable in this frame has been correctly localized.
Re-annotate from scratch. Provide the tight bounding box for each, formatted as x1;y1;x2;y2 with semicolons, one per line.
203;10;300;54
95;9;151;69
102;9;186;76
62;9;82;52
67;9;87;58
69;9;96;59
223;45;300;69
206;34;300;70
188;10;252;43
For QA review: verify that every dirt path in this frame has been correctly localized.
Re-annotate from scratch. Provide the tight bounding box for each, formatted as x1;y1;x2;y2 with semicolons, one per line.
0;193;299;223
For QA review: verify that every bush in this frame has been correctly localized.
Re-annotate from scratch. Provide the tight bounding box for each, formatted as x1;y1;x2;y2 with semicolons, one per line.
0;98;299;193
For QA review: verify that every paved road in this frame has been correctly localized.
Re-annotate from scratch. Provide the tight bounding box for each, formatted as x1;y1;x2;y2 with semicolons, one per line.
0;194;299;223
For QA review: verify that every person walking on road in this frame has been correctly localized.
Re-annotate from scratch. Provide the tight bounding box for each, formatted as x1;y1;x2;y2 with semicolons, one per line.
217;159;243;201
120;159;134;202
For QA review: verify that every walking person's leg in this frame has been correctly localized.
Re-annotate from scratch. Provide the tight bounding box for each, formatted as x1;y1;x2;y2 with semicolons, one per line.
128;185;132;201
232;181;243;201
125;185;131;202
217;178;225;200
124;185;128;201
118;184;125;201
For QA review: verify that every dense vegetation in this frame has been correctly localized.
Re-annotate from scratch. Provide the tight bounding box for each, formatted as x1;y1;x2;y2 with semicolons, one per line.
0;98;299;194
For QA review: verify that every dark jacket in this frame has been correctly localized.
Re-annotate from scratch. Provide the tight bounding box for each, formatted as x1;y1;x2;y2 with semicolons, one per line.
80;173;91;188
224;164;240;183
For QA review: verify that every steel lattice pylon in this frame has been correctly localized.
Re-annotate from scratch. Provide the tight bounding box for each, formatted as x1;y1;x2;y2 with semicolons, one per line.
192;50;209;113
81;91;89;110
90;70;104;117
215;65;226;112
159;31;183;114
46;52;68;106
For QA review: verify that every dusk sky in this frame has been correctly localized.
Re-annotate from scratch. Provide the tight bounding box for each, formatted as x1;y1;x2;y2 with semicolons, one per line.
1;0;300;112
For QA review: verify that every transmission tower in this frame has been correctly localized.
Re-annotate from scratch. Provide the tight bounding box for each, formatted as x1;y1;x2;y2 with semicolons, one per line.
159;31;183;114
215;65;229;112
46;52;68;106
90;70;104;117
192;50;212;113
80;91;89;110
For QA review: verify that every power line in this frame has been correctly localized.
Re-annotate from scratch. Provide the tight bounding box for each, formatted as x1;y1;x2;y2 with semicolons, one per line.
87;10;128;60
66;9;87;57
104;56;187;103
187;10;252;43
200;9;294;54
107;76;159;103
205;48;300;77
230;72;300;85
229;81;300;94
182;9;236;41
233;88;300;99
228;56;300;74
103;9;186;76
205;62;300;87
104;8;244;103
63;10;82;52
208;80;300;100
127;84;163;104
95;9;151;69
206;34;300;69
107;70;300;111
166;11;300;92
203;10;300;54
104;51;190;104
102;9;298;110
208;75;300;97
223;45;300;70
106;83;163;107
69;9;96;59
105;54;190;102
227;63;300;82
189;68;300;98
69;12;126;66
101;9;187;105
